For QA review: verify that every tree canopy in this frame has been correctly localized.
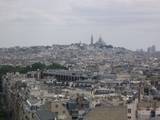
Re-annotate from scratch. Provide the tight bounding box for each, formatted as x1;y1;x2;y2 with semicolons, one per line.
0;62;67;78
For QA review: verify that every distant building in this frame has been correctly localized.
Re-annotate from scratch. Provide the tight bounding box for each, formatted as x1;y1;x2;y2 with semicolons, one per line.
35;110;56;120
90;35;94;46
137;100;160;120
147;45;156;54
85;106;127;120
94;36;106;48
47;101;71;120
42;70;88;82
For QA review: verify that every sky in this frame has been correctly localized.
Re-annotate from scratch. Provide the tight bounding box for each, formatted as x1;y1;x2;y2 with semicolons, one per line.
0;0;160;50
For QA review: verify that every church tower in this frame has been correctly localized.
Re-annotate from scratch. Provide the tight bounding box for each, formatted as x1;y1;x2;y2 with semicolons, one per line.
90;34;94;45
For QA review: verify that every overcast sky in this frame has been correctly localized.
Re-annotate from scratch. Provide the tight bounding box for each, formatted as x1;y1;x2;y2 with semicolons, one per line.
0;0;160;50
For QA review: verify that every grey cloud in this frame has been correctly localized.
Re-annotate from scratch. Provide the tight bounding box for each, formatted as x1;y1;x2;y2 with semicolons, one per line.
0;0;160;50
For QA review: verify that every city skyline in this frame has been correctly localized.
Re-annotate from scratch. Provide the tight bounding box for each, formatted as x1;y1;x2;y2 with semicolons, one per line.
0;0;160;50
0;34;157;52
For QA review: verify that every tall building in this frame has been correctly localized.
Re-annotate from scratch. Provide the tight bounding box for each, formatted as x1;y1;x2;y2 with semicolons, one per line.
90;34;94;45
98;36;102;42
94;36;106;48
147;45;156;54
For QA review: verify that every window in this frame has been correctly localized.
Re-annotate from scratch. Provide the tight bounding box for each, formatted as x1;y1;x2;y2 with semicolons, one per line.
128;116;131;119
55;112;58;115
63;111;66;114
32;113;34;118
55;104;59;108
128;109;131;113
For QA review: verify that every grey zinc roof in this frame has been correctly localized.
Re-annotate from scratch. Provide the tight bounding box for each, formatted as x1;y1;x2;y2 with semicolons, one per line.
36;110;55;120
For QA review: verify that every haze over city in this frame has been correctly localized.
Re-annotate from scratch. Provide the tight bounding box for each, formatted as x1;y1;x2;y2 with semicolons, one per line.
0;0;160;50
1;1;160;120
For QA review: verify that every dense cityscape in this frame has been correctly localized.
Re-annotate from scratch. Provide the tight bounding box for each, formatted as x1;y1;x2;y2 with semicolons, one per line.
0;36;160;120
